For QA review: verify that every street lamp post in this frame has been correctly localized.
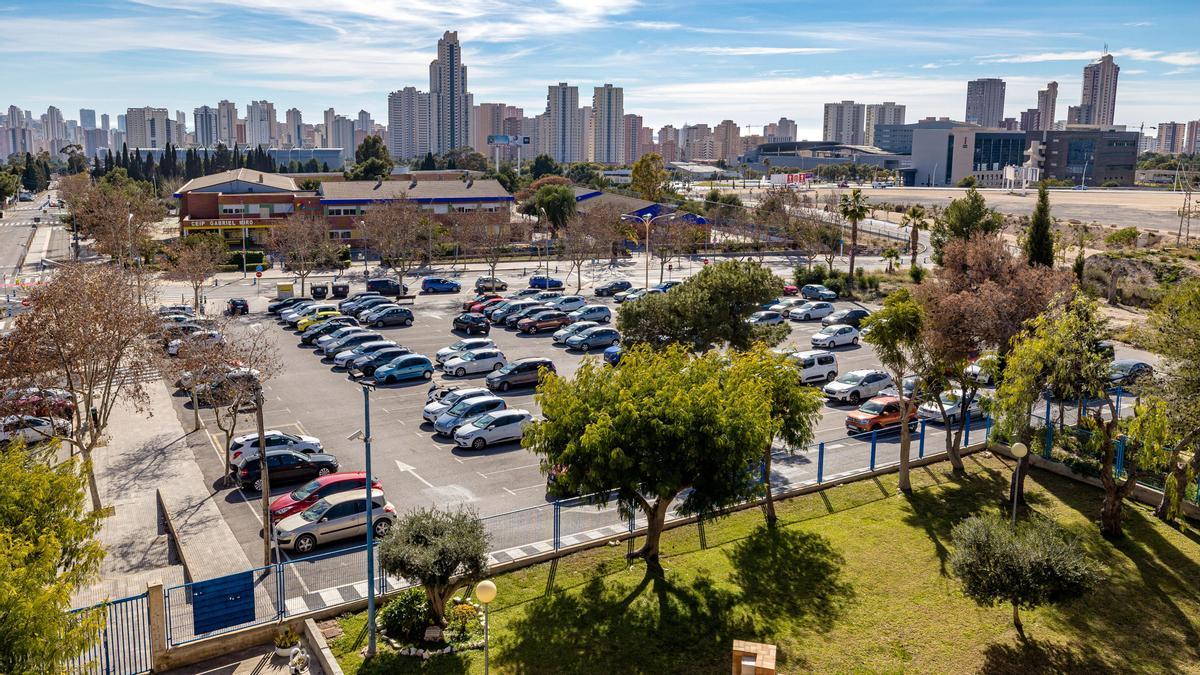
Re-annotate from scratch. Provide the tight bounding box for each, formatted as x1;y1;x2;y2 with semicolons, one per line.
355;383;378;656
475;580;497;674
1010;442;1029;525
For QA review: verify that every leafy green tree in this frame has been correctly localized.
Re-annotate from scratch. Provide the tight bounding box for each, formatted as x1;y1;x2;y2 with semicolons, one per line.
419;152;436;171
899;204;929;268
728;345;824;525
20;152;39;192
565;162;600;186
930;188;1004;264
837;188;869;292
1025;184;1055;267
956;175;978;188
0;171;19;203
630;152;668;202
614;293;693;347
378;506;489;630
678;259;784;351
950;514;1097;637
532;183;577;238
345;135;394;181
524;344;772;570
529;153;561;179
861;288;925;493
0;440;107;672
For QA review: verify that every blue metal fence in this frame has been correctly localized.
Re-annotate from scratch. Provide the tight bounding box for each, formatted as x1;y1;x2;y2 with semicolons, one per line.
65;592;151;675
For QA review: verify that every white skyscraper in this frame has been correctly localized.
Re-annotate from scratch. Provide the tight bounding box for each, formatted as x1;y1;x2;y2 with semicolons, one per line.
1036;82;1058;131
429;31;471;152
285;108;303;148
79;109;96;131
822;101;865;144
580;106;594;162
100;113;110;131
193;105;218;147
217;100;238;145
44;106;66;143
1080;54;1119;126
387;87;432;161
245;100;277;148
965;78;1006;127
356;110;373;132
544;82;581;164
331;115;356;161
591;84;624;165
864;102;906;146
125;107;171;148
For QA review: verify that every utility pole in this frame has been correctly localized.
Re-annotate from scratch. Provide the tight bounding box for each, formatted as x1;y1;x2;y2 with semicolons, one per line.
359;384;378;657
256;390;272;566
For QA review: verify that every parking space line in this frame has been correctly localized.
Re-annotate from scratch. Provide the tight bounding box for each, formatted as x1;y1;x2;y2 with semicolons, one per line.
477;462;540;477
279;550;313;595
504;483;548;495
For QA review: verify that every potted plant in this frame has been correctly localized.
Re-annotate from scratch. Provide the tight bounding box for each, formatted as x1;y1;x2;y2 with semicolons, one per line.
274;627;300;657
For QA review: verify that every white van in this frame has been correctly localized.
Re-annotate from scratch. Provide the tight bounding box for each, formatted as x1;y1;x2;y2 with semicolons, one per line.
787;349;839;384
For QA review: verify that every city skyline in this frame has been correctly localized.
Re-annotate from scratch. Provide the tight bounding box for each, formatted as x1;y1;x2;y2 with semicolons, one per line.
1;0;1197;140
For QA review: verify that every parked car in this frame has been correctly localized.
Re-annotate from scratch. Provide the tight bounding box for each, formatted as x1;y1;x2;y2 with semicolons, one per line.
453;409;535;450
316;326;368;350
918;389;983;424
160;322;206;345
366;306;415;327
548;295;586;312
822;308;871;328
553;321;599;344
226;298;249;315
333;340;398;369
339;292;382;313
532;291;563;302
595;280;632;297
653;280;682;292
277;300;316;322
421;277;461;293
603;344;623;365
822;370;893;404
810;324;860;349
846;396;917;435
463;293;501;312
320;331;383;356
507;288;541;299
167;330;223;357
486;358;556;392
350;346;413;377
269;472;382;524
433;395;507;436
1;388;75;418
787;301;835;321
624;288;664;302
568;305;612;323
229;430;323;465
784;349;839;384
518;310;571;334
800;284;838;301
0;415;70;446
423;387;493;423
769;298;807;313
490;299;540;324
452;312;491;335
613;287;645;303
747;311;784;326
286;303;338;326
274;490;395;553
442;348;507;376
268;296;311;314
880;375;922;399
366;278;408;296
196;368;262;405
351;296;396;318
475;276;508;292
234;448;339;491
1109;359;1154;387
782;284;799;296
159;304;194;316
297;311;342;332
374;354;435;384
964;354;999;385
505;305;555;329
565;326;621;351
470;297;507;316
528;275;564;290
436;338;496;364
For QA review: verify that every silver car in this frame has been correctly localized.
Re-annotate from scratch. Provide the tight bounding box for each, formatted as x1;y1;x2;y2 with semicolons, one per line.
274;489;395;554
423;387;492;423
453;409;534;450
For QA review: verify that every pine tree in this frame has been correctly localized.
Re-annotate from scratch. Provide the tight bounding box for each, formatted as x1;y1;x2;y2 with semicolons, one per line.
1024;183;1055;267
90;156;102;178
20;153;38;192
104;149;114;174
421;152;436;171
120;143;130;169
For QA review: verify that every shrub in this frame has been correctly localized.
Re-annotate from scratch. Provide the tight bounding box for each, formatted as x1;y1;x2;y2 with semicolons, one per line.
956;176;978;188
446;601;480;636
274;627;299;648
1101;180;1121;188
822;276;845;296
908;265;927;284
1104;227;1139;248
377;588;429;641
794;266;827;286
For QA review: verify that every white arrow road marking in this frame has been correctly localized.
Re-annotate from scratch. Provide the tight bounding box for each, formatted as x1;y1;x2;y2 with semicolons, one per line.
395;460;435;488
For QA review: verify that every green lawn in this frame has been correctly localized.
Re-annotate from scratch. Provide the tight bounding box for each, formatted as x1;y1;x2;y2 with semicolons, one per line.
330;453;1200;673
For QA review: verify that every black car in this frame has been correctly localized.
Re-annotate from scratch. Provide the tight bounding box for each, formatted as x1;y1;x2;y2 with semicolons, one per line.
822;308;871;328
268;296;312;314
226;298;249;315
354;347;414;377
301;317;360;344
453;312;491;335
595;280;632;297
1109;359;1153;387
366;278;408;296
235;449;339;491
505;305;552;328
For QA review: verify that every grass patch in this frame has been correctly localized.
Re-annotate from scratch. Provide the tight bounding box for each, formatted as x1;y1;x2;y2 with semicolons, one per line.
331;454;1200;673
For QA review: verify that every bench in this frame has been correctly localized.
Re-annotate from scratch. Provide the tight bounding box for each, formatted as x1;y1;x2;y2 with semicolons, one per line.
395;294;417;305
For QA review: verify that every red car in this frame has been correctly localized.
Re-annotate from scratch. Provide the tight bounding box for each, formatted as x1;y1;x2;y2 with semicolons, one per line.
2;388;76;418
782;284;799;296
462;293;500;312
268;472;382;523
472;297;506;314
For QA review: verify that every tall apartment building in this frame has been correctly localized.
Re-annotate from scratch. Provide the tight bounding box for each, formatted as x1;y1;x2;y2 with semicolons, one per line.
217;100;238;145
591;84;624;165
1157;122;1187;154
768;117;797;143
245;100;277;148
125;107;172;148
100;113;110;131
1186;120;1200;154
284;108;303;148
1020;109;1040;132
1079;54;1119;126
117;114;126;132
387;87;432;161
7;105;25;129
822;101;865;145
175;111;187;136
44;106;66;144
79;108;96;130
681;124;715;161
713;119;741;163
193;105;218;147
864;102;905;146
658;125;679;161
637;126;654;159
544;82;582;164
429;30;471;152
964;78;1005;128
330;116;357;161
623;114;643;164
82;128;108;157
323;108;336;145
580;107;594;161
355;110;373;132
473;102;507;153
1036;81;1058;131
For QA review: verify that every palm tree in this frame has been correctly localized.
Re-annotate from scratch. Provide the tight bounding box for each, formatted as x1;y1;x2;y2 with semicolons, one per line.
838;188;869;292
899;204;930;268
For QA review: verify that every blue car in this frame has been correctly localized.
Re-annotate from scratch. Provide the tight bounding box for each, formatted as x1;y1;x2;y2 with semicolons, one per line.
653;280;682;292
529;275;564;290
374;354;434;384
422;277;461;293
565;326;621;352
603;345;623;365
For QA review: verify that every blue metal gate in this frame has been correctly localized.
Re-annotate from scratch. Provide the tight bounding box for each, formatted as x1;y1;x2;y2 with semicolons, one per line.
65;592;152;675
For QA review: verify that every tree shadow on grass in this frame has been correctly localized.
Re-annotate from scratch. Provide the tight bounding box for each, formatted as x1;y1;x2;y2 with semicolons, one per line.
725;526;855;634
978;636;1109;675
900;467;1019;576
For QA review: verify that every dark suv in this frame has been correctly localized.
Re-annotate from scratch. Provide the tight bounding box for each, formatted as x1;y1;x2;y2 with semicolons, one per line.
366;278;408;296
822;308;871;328
486;357;556;392
452;312;491;335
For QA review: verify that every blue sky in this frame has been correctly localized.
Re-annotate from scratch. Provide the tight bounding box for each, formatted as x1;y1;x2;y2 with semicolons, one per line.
1;0;1197;140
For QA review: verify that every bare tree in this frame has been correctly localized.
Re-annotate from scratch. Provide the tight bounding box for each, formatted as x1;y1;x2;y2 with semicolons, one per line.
456;211;524;280
269;212;334;296
162;234;227;311
560;206;622;292
359;199;427;290
0;264;161;511
66;171;164;267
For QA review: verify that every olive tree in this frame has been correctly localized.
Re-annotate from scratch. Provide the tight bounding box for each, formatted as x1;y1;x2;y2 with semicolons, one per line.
861;288;925;493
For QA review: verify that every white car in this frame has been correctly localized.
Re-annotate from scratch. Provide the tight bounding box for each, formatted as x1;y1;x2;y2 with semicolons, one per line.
333;340;397;368
279;302;317;323
918;389;984;424
568;305;612;323
787;301;835;321
822;370;893;404
159;304;194;316
810;324;860;348
435;338;496;364
442;348;507;376
453;409;534;450
553;321;599;343
286;303;338;326
229;430;323;464
965;355;999;385
0;415;70;445
785;350;839;384
769;298;807;313
423;387;492;423
167;330;223;356
316;326;368;350
548;295;586;312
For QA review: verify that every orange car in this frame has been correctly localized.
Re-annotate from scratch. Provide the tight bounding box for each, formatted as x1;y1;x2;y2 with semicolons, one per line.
517;310;571;334
845;396;917;434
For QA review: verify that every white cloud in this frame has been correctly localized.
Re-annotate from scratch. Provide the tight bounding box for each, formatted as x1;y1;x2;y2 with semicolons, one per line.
628;21;683;30
921;63;940;69
980;48;1200;67
676;46;842;56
